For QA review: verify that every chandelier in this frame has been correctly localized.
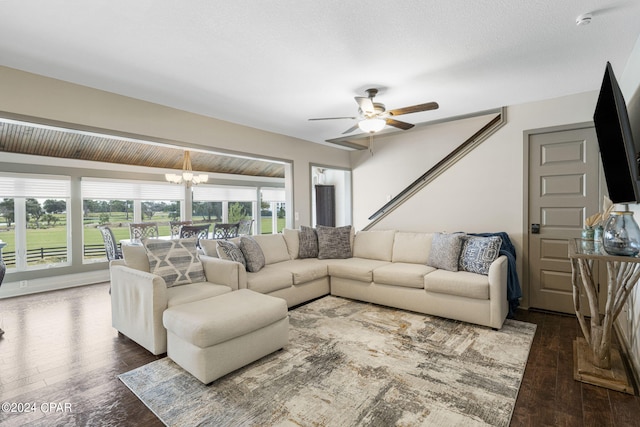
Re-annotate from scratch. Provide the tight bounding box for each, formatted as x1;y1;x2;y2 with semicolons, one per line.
165;150;209;186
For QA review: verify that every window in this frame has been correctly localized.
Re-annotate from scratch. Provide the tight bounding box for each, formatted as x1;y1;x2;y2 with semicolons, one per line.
261;188;286;234
81;178;184;262
0;174;71;271
193;185;258;230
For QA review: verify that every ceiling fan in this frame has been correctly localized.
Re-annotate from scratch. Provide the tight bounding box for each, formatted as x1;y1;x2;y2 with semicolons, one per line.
309;88;439;135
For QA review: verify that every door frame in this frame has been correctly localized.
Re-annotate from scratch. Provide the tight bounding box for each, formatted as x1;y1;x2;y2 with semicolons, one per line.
522;121;594;310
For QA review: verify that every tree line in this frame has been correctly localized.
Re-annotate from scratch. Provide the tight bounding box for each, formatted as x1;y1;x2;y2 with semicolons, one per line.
0;198;67;228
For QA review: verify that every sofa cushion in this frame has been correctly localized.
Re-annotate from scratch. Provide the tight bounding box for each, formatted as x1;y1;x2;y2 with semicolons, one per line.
423;269;489;300
166;282;232;307
328;258;391;282
252;234;291;265
216;240;247;269
122;244;150;272
282;228;300;259
317;225;353;259
143;238;206;288
163;289;288;348
246;265;293;294
352;230;396;261
298;226;318;258
373;262;436;289
427;232;465;271
391;232;433;264
198;239;219;257
458;235;502;275
269;259;329;285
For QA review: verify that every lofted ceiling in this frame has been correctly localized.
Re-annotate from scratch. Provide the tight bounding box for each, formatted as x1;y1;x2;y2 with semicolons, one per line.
1;1;640;150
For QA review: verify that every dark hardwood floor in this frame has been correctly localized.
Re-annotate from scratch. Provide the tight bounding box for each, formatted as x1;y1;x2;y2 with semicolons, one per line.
0;283;638;426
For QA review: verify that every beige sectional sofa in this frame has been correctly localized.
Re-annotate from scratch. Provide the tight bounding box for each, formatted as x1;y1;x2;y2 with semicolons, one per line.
199;228;509;329
110;229;509;355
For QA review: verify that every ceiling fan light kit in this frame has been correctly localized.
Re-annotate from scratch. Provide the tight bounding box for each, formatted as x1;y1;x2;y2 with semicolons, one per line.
358;117;386;133
309;87;439;138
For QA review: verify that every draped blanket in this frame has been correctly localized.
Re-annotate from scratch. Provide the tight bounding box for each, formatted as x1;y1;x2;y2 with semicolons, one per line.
470;232;521;317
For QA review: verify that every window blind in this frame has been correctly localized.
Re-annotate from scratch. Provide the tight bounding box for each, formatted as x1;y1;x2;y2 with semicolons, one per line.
0;173;70;198
82;178;184;200
192;185;257;202
261;188;285;202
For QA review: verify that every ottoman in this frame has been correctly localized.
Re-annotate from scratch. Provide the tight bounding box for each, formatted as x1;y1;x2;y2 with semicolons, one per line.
162;289;289;384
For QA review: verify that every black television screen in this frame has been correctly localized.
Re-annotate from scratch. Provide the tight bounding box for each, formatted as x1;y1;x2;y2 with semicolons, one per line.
593;62;640;204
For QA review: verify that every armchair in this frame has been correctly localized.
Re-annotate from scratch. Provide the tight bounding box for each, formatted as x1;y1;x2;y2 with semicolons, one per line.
110;243;243;355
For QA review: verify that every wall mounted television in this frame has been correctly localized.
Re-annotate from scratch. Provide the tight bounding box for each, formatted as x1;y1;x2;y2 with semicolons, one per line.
593;61;640;204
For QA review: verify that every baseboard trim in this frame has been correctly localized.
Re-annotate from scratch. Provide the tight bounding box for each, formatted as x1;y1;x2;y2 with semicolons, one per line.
0;270;109;299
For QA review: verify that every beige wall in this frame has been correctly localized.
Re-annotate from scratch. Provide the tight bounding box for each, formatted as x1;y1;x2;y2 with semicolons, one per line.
618;35;640;383
0;66;352;228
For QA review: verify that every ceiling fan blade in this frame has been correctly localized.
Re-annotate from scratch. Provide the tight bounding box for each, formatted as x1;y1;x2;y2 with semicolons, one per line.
355;96;375;114
342;124;360;134
385;118;414;130
309;116;357;121
388;102;439;116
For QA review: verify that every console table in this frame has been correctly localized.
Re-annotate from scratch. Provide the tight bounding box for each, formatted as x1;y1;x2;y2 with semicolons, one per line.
568;238;639;394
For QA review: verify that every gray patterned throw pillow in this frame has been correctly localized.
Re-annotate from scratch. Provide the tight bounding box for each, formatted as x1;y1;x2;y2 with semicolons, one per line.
143;238;205;287
458;235;502;275
298;226;319;258
317;225;353;259
216;240;247;269
240;236;266;272
427;232;465;272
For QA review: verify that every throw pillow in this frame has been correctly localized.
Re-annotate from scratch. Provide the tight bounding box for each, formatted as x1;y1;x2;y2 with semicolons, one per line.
143;238;205;287
316;225;353;259
298;226;319;258
240;236;266;273
216;240;247;269
122;244;150;272
458;235;502;275
427;232;465;272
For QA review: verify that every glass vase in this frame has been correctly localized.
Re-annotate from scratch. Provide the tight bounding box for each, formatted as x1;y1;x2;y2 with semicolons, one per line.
602;211;640;256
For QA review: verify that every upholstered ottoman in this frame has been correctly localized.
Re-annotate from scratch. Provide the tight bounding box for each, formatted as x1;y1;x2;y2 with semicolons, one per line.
162;289;289;384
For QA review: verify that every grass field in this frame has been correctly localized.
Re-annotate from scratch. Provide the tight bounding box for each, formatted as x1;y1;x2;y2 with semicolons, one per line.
0;217;286;256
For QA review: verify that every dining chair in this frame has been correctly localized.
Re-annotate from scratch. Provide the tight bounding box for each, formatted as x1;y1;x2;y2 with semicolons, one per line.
170;220;193;238
128;222;159;241
98;225;123;261
179;224;211;246
237;219;254;235
212;222;239;239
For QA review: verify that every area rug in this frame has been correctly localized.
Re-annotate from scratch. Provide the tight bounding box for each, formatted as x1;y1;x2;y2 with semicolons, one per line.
119;296;536;426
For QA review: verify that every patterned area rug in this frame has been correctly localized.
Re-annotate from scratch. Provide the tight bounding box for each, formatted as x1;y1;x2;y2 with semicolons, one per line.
119;296;536;426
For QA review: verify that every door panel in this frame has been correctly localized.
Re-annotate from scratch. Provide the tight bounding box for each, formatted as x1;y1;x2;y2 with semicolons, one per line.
529;128;600;313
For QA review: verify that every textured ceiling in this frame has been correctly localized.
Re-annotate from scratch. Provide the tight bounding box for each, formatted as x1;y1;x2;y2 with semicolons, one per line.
1;1;640;147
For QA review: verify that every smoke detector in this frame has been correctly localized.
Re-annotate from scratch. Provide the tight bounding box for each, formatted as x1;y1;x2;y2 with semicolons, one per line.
576;13;592;26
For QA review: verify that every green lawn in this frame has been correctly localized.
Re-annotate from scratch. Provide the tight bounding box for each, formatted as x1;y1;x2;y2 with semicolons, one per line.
0;217;287;255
